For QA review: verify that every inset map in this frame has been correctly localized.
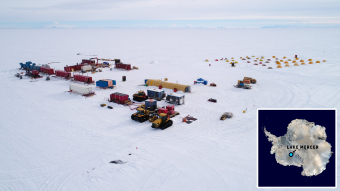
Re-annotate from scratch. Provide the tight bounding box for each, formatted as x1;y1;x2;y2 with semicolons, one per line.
258;109;336;188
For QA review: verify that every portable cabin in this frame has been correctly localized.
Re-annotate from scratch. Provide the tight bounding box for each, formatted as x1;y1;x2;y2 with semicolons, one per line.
147;89;166;100
166;93;185;105
73;74;93;83
69;83;93;95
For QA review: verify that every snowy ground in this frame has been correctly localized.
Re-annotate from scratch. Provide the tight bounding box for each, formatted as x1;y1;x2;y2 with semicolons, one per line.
0;28;339;190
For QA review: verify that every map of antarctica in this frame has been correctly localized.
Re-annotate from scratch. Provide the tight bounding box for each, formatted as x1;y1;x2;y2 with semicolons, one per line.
264;119;332;176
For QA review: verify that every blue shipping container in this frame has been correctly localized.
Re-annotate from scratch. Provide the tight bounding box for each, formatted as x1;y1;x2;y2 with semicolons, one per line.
96;80;116;89
145;100;157;111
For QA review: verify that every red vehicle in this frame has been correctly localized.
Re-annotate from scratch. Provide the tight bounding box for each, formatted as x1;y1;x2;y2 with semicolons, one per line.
110;92;129;104
56;70;72;78
73;74;93;83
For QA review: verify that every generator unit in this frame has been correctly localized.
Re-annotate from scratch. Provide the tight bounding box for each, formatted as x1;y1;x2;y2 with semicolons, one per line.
166;93;185;105
147;89;166;101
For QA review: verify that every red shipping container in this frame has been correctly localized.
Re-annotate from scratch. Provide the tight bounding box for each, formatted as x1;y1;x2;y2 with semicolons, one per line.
64;66;71;72
64;64;84;72
110;93;116;101
118;94;129;102
45;68;55;75
115;63;131;70
166;105;175;115
159;108;167;114
111;92;120;100
40;67;47;73
56;70;71;78
74;74;93;83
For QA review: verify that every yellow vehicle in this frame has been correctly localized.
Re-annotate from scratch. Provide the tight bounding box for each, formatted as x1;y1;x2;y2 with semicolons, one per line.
131;108;151;122
148;113;158;122
133;90;148;102
151;113;173;130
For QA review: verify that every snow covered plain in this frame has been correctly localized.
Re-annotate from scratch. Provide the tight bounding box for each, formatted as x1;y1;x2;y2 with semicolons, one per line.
0;28;339;190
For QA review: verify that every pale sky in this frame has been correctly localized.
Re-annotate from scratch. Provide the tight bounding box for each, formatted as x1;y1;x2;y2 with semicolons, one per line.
1;0;340;28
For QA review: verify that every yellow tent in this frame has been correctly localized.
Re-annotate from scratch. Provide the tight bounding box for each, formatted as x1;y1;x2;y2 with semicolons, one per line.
301;62;306;65
316;61;320;63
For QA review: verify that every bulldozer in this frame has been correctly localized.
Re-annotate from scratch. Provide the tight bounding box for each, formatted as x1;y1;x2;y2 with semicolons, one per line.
133;90;148;102
131;108;151;122
220;112;233;120
234;80;251;89
244;77;257;84
151;113;173;130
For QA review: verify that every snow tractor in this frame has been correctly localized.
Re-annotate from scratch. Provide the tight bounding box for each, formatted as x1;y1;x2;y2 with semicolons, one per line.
234;80;251;89
131;108;151;122
151;113;173;130
220;112;233;120
210;83;217;87
133;90;148;102
25;70;42;78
